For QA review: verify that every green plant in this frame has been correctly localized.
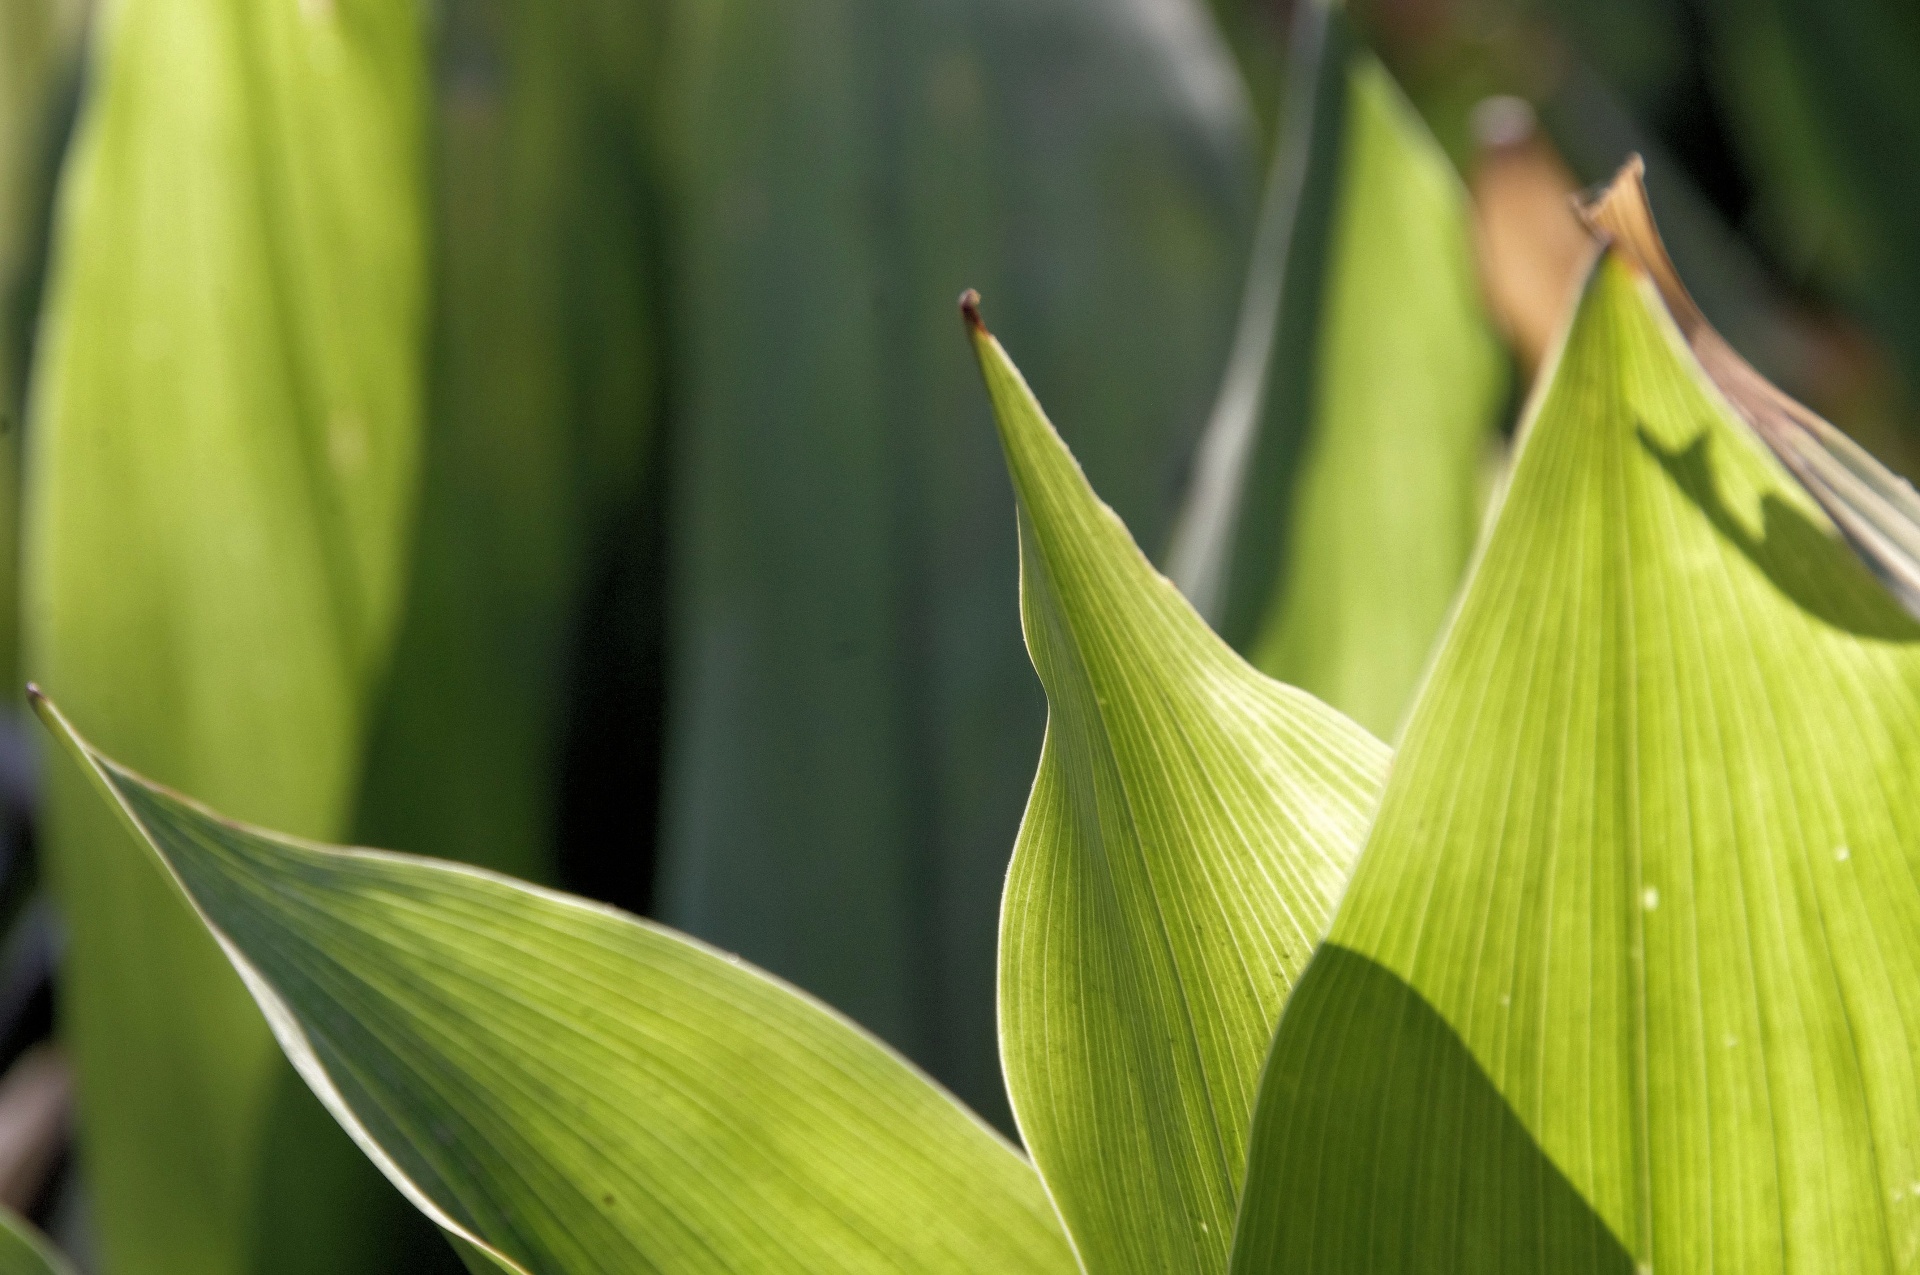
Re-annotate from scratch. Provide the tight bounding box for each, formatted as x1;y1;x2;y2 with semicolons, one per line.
22;12;1253;1262
26;155;1920;1271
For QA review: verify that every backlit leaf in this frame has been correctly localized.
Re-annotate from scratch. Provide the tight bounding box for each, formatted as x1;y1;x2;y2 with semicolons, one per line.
1233;172;1920;1271
970;299;1387;1274
32;691;1077;1275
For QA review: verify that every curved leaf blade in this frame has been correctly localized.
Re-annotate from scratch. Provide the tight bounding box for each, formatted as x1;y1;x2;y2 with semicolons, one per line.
970;300;1388;1274
31;692;1076;1275
1234;204;1920;1268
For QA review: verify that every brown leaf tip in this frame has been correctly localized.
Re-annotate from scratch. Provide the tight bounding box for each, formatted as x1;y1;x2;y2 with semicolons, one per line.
1574;154;1648;239
1576;154;1706;335
959;289;987;336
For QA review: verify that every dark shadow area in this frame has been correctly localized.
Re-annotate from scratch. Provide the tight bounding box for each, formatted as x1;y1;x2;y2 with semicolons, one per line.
1233;946;1634;1273
1639;426;1920;643
554;462;667;918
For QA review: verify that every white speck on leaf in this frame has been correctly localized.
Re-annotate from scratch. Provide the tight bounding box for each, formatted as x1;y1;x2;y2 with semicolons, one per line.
329;411;367;477
1641;887;1660;912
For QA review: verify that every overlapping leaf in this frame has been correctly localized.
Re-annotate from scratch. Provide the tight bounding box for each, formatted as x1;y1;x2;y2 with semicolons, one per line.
33;692;1076;1275
971;301;1388;1274
1169;0;1505;739
1233;176;1920;1269
21;1;428;1269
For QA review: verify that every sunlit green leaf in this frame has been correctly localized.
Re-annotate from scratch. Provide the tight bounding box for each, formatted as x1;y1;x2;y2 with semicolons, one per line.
655;0;1254;1126
1233;179;1920;1269
1580;158;1920;623
1169;1;1506;740
969;300;1387;1274
21;1;428;1269
33;692;1077;1275
0;1204;74;1275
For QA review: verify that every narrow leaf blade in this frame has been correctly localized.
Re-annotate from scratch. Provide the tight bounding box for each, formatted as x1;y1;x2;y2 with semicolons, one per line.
32;693;1076;1275
972;303;1388;1274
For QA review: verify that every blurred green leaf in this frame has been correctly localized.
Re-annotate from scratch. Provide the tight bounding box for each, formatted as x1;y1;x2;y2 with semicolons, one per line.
0;1204;73;1275
355;0;661;890
1702;0;1920;393
655;0;1254;1126
34;692;1078;1275
0;0;87;691
0;0;81;407
1234;211;1920;1267
21;0;428;1269
969;303;1387;1273
1169;2;1506;740
1201;0;1287;132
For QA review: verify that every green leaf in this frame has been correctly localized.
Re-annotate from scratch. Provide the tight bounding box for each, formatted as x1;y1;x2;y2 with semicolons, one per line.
655;0;1254;1127
1581;158;1920;624
0;1204;74;1275
1233;172;1920;1269
1699;0;1920;396
969;299;1388;1273
1169;2;1506;740
21;0;428;1269
31;691;1076;1275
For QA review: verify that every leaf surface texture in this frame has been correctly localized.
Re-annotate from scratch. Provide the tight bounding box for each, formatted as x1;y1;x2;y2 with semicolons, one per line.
974;309;1387;1274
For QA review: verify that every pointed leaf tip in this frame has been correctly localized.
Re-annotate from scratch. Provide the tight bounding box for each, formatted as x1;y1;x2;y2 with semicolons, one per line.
1578;153;1920;620
38;702;1078;1274
959;288;986;336
973;289;1390;1271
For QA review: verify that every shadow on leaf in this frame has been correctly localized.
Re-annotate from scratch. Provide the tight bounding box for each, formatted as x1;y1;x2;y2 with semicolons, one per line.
1640;427;1920;643
1231;946;1634;1273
